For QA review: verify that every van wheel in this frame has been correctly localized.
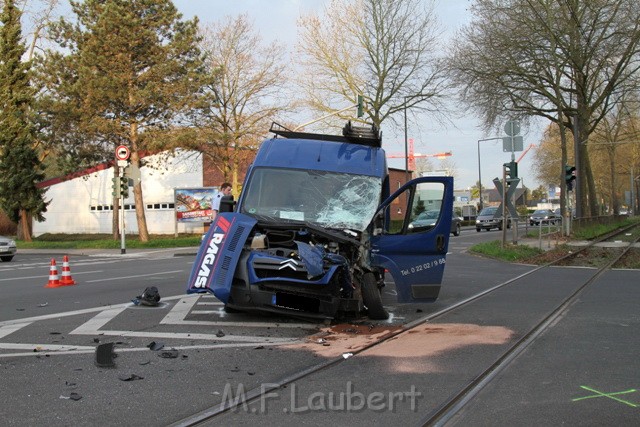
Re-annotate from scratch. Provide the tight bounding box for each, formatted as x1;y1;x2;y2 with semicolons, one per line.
362;272;388;320
453;223;461;236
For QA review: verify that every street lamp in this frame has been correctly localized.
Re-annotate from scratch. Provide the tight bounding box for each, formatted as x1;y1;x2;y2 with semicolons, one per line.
477;137;503;211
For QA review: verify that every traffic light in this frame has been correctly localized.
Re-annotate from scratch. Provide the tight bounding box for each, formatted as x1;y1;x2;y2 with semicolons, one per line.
503;161;518;180
565;165;576;191
356;94;364;118
112;177;121;198
120;177;130;198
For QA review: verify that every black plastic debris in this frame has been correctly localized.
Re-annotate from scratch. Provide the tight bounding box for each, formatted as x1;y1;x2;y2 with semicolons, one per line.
60;392;82;401
133;286;161;306
216;330;225;338
119;374;144;381
158;349;179;359
147;341;164;351
95;342;116;368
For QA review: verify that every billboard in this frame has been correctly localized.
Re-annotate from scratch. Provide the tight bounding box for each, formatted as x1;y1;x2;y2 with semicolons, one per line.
175;187;217;223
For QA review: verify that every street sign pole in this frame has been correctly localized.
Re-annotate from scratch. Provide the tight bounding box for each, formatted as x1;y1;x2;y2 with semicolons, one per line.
119;166;126;255
115;145;131;255
502;167;507;248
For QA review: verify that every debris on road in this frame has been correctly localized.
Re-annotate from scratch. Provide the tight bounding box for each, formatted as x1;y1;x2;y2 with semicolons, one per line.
95;342;116;368
132;286;161;306
147;341;164;351
119;374;144;381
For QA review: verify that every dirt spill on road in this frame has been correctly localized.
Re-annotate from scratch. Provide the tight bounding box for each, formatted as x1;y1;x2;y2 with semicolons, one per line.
285;323;513;373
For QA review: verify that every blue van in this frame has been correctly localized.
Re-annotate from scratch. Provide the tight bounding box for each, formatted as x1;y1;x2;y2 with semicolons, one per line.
187;122;453;320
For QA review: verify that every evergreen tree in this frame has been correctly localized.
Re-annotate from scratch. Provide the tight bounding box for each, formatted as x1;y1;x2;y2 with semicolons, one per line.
36;0;205;242
0;0;48;241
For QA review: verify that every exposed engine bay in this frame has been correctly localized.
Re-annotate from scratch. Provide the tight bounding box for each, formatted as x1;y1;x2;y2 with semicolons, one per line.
227;219;381;319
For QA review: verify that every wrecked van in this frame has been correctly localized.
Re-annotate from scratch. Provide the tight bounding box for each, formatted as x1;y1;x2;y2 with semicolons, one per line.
186;122;453;320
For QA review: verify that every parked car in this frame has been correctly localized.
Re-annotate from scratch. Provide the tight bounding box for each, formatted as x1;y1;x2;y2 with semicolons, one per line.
0;236;17;262
529;209;561;226
408;210;462;236
475;206;510;231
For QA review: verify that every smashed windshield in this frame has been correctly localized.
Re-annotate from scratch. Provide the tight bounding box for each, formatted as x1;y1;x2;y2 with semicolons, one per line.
240;167;382;231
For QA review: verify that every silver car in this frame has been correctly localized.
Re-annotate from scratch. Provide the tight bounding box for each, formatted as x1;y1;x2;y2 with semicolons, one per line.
408;210;462;236
475;206;510;231
529;209;561;226
0;236;17;262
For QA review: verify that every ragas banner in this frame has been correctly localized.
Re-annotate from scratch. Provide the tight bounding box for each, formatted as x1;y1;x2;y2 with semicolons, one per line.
175;187;217;222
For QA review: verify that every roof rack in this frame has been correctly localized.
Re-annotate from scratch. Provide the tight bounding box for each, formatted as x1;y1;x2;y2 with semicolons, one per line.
269;121;382;148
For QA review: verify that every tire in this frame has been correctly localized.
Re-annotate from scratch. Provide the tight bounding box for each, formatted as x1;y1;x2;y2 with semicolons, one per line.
361;272;388;320
1;256;13;262
453;223;461;236
223;305;241;313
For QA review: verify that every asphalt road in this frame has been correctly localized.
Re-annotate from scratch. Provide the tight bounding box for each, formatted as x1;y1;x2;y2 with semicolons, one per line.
1;227;637;426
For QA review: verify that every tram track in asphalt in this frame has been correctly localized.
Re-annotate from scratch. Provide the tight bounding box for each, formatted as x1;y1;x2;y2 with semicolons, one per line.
170;223;640;427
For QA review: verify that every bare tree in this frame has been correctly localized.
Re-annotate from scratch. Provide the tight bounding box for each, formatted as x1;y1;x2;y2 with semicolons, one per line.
192;14;289;192
448;0;640;217
296;0;449;130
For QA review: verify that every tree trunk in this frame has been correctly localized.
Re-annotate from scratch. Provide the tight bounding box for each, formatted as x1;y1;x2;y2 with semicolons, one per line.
608;148;618;215
129;120;149;242
131;152;149;242
19;209;32;242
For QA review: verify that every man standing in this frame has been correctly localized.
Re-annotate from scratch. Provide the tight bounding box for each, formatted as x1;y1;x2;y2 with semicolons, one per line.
212;182;232;220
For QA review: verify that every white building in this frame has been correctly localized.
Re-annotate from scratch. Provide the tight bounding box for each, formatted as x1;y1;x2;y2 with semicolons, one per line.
33;149;208;236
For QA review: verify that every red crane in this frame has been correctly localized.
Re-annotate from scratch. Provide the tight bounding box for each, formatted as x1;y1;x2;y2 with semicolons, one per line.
386;138;452;170
516;143;536;163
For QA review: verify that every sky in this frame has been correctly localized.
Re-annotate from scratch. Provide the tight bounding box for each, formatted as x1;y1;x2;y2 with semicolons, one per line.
174;1;544;191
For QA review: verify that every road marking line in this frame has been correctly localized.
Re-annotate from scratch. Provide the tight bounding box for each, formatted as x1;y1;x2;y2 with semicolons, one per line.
0;270;103;282
190;310;220;314
160;296;315;328
158;319;316;328
0;323;32;339
572;386;638;408
69;329;299;343
160;293;200;324
0;343;94;351
0;294;189;327
85;270;184;283
69;307;128;334
0;341;292;359
69;302;303;342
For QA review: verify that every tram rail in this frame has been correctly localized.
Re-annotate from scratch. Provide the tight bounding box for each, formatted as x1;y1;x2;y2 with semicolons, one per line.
171;222;640;427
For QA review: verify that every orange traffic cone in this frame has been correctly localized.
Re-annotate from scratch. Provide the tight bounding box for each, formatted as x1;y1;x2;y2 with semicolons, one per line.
45;259;61;288
59;255;77;286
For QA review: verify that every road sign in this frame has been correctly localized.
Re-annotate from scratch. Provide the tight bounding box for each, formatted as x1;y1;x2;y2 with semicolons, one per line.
503;135;524;152
115;145;130;161
504;120;520;136
493;177;520;219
